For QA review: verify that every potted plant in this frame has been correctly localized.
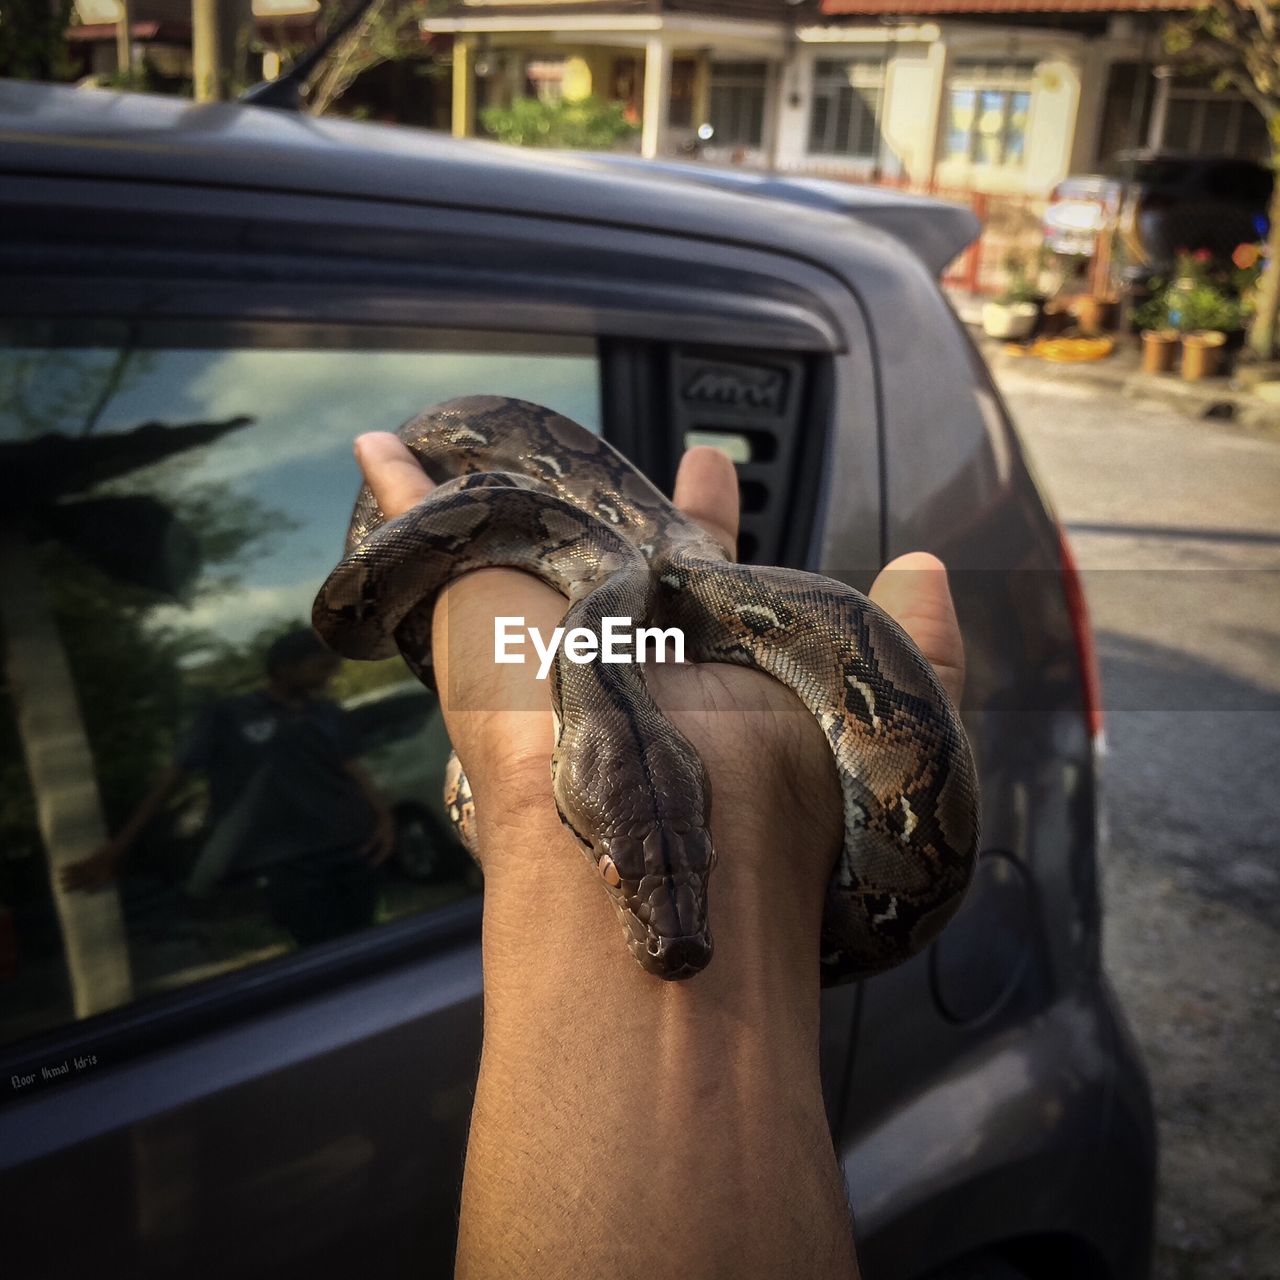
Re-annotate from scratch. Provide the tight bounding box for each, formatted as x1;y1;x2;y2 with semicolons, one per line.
1132;286;1178;374
1171;280;1241;381
982;257;1042;341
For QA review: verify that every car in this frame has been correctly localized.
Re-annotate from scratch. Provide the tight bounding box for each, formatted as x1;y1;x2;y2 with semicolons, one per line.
344;682;468;883
1043;149;1272;276
0;80;1155;1280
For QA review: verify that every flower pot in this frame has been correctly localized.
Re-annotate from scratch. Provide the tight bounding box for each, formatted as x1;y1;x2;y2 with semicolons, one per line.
1140;329;1179;375
1180;330;1227;381
982;301;1039;341
1075;295;1118;336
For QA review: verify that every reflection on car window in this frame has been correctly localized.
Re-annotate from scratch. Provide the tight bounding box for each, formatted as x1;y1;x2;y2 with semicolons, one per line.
0;326;600;1050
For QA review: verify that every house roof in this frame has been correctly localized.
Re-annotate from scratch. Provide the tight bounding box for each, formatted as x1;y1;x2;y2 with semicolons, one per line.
820;0;1193;12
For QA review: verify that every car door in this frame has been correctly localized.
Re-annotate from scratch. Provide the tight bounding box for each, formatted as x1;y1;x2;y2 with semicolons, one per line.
0;170;873;1278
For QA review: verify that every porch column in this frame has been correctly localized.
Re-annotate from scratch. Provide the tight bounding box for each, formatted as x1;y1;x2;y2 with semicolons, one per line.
453;37;475;139
641;35;672;159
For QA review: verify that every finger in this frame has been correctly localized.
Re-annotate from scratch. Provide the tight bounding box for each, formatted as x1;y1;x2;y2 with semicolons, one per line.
354;432;435;520
672;446;739;560
868;552;966;707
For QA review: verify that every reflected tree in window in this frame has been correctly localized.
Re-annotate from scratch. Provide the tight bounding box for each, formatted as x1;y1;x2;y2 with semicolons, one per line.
0;344;270;1024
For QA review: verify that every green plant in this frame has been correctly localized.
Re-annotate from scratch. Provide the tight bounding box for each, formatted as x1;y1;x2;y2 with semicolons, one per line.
1161;0;1279;359
1170;283;1243;334
1133;288;1171;332
0;0;75;82
479;95;639;151
997;253;1041;306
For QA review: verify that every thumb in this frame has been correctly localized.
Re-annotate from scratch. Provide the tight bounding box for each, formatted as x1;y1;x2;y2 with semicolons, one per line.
868;552;966;708
672;446;740;560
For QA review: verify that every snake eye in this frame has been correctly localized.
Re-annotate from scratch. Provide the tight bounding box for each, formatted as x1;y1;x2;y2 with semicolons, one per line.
598;854;621;887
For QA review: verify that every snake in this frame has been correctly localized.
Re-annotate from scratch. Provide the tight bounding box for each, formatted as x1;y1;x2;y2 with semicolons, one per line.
313;395;979;984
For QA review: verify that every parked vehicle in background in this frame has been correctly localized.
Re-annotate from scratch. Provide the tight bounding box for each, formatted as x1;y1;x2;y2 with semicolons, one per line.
1044;149;1272;276
0;80;1154;1280
345;684;466;883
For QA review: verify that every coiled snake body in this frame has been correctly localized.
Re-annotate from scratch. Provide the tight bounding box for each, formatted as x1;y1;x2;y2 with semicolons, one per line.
313;396;979;983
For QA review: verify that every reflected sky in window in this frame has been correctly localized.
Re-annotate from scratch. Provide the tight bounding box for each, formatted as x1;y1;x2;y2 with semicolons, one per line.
2;342;600;645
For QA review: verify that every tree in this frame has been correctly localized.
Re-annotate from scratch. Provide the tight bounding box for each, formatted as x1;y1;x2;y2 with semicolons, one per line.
0;0;76;81
1164;0;1280;360
292;0;439;116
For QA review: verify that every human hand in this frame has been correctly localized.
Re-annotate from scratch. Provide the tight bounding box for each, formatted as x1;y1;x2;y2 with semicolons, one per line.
359;810;396;867
350;431;965;983
59;841;126;892
351;428;966;1280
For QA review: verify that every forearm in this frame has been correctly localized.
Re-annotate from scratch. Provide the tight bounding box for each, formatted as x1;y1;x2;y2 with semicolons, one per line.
342;760;393;823
456;776;857;1280
112;765;185;856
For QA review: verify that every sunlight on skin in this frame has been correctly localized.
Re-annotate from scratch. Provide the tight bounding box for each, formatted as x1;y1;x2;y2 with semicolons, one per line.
351;429;966;1280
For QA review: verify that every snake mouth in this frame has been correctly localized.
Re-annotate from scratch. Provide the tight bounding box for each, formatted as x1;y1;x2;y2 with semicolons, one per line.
633;928;713;980
609;870;713;980
590;827;715;980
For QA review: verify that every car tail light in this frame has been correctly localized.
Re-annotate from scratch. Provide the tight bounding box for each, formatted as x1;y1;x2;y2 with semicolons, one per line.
1058;525;1104;747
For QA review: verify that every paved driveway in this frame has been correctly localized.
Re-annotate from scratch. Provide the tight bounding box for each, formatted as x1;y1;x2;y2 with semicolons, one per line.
996;364;1280;1280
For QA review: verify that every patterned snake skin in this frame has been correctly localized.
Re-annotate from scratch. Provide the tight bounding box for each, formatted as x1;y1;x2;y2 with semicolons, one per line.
313;396;979;984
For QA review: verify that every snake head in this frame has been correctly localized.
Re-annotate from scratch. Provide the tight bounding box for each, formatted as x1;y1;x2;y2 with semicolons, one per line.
593;825;715;980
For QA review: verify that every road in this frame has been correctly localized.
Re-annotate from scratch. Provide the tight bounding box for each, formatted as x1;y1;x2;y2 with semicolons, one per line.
994;362;1280;1280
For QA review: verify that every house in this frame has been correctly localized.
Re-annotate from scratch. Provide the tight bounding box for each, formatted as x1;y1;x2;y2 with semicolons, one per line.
431;0;1272;193
67;0;319;87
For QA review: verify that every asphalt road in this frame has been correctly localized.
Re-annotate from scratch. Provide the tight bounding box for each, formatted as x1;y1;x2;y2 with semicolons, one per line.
994;363;1280;1280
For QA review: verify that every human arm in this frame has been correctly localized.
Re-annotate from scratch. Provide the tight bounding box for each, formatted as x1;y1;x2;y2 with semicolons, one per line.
353;432;965;1280
341;759;396;866
59;762;188;891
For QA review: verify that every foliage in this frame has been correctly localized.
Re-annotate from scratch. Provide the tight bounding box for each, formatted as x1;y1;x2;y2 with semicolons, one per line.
1137;251;1248;332
0;0;76;82
1172;247;1217;286
479;95;639;151
1170;283;1243;333
1160;0;1280;358
1231;239;1269;304
1133;288;1172;332
0;348;291;864
280;0;443;116
997;252;1042;306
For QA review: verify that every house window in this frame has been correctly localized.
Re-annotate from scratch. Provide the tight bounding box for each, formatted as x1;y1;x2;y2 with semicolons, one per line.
1159;87;1271;160
808;58;885;158
945;61;1034;166
708;61;768;148
526;58;566;104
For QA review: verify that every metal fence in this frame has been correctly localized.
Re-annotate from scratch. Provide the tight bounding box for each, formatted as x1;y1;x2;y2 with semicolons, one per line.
796;167;1051;296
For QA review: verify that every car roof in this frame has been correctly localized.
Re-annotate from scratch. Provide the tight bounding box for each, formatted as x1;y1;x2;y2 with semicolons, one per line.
0;80;976;274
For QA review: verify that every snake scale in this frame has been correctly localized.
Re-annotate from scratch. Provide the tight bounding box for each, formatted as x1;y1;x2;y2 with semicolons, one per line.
313;395;979;984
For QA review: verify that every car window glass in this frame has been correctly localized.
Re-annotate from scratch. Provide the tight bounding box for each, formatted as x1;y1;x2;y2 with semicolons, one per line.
0;325;599;1052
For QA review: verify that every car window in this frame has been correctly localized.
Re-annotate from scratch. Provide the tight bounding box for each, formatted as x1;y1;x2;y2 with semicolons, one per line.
0;323;600;1051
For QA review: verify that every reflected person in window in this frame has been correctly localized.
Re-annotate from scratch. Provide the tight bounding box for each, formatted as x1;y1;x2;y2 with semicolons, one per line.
61;629;395;947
